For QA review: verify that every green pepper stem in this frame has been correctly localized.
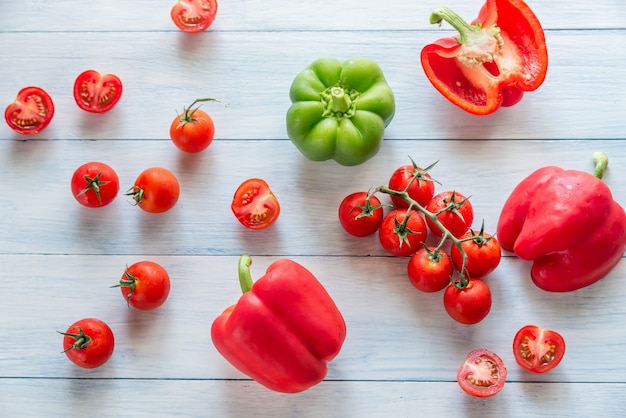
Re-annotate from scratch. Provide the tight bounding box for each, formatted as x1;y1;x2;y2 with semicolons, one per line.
592;151;609;179
238;254;254;294
429;6;478;43
329;87;352;113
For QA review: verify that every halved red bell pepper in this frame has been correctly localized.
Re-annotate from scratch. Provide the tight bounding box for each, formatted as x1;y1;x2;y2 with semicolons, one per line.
496;152;626;292
211;255;347;393
420;0;548;115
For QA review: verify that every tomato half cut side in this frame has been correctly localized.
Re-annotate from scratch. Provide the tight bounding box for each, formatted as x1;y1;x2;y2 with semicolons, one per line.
171;0;218;33
4;86;55;135
457;348;507;398
513;325;566;374
73;70;123;113
231;178;280;230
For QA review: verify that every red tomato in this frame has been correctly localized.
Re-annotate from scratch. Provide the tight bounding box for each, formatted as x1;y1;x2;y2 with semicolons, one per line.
425;191;474;238
513;325;566;374
338;192;384;237
501;85;525;107
378;209;428;257
407;246;453;292
450;229;502;278
73;70;123;113
171;0;218;33
70;162;120;208
387;160;437;208
443;278;491;324
231;178;280;230
4;86;54;135
457;348;507;398
170;98;216;153
60;318;115;369
114;261;171;310
128;167;180;213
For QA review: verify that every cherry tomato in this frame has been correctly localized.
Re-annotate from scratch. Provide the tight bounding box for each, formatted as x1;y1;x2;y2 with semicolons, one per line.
425;191;474;238
450;228;502;278
73;70;123;113
171;0;218;33
443;278;491;324
407;246;453;292
170;98;216;153
70;162;120;208
378;209;428;257
4;86;54;135
501;85;525;107
127;167;180;213
387;159;437;208
59;318;115;369
338;192;384;237
513;325;566;374
114;261;171;310
457;348;507;398
231;178;280;230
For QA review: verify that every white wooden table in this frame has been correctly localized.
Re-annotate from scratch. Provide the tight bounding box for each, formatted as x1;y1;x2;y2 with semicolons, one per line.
1;1;625;416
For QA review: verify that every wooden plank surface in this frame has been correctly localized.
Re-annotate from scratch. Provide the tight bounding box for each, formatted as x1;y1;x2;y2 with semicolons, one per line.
1;0;625;417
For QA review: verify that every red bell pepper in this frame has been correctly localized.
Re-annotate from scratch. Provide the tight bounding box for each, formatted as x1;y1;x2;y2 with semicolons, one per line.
420;0;548;115
496;152;626;292
211;255;347;393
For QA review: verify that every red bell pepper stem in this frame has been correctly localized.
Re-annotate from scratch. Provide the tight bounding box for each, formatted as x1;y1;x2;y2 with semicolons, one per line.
592;151;609;179
429;6;503;67
238;254;254;293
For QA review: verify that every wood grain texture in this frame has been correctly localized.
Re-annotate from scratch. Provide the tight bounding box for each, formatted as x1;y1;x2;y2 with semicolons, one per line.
1;0;625;417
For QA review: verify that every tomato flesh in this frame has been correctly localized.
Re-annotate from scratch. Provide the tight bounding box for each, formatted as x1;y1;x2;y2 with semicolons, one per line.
513;325;566;373
73;70;123;113
231;178;280;230
171;0;218;33
457;348;507;398
4;86;54;135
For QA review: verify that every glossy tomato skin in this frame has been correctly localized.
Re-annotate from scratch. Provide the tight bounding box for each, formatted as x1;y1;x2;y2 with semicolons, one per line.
457;349;507;398
338;192;384;237
443;278;491;325
231;178;280;230
425;191;474;238
117;261;171;310
129;167;180;213
73;70;123;113
387;164;435;208
71;162;120;208
407;246;453;292
451;230;502;278
513;325;566;374
61;318;115;369
170;108;215;153
171;0;218;33
4;86;54;135
378;209;428;257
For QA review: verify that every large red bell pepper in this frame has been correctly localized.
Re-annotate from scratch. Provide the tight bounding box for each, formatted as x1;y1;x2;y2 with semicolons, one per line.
211;255;347;393
420;0;548;115
496;152;626;292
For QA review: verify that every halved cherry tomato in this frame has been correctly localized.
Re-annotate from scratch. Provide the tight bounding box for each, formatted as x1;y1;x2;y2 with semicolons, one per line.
4;86;54;135
513;325;566;374
127;167;180;213
171;0;218;33
231;178;280;230
387;159;438;208
425;190;474;238
378;209;428;257
59;318;115;369
338;191;384;237
113;261;171;310
170;98;216;153
70;161;120;208
73;70;123;113
457;348;507;398
443;278;491;325
450;228;502;278
407;246;453;292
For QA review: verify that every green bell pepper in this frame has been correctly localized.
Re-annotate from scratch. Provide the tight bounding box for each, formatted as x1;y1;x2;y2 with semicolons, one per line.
286;57;396;166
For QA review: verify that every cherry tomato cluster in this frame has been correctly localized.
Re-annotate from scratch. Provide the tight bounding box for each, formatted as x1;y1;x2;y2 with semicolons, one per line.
59;260;172;369
339;158;502;325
